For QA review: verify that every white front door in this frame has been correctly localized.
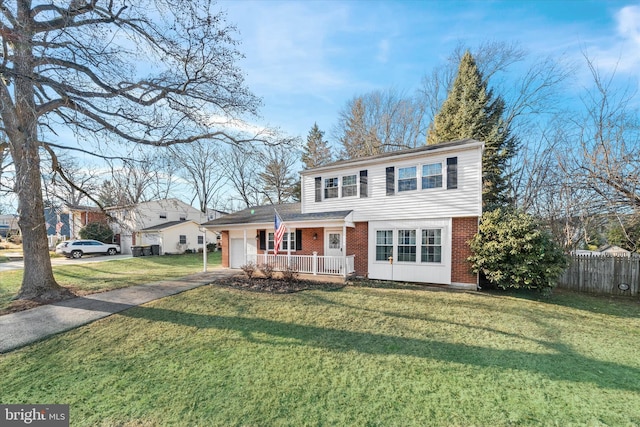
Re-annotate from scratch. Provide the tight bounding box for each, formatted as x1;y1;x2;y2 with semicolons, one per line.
325;229;342;257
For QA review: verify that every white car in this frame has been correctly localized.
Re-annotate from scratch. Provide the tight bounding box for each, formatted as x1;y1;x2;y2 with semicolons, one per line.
56;240;121;259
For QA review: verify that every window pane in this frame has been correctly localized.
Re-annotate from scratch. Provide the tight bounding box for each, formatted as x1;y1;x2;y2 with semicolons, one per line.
422;163;443;189
397;230;416;262
375;230;393;261
324;177;339;199
398;167;417;192
421;229;442;263
342;174;357;197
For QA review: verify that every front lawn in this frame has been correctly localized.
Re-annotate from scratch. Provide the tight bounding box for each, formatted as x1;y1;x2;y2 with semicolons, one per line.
0;252;221;313
1;283;638;426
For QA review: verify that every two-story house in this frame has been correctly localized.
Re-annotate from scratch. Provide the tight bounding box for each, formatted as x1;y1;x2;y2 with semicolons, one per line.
107;198;219;255
204;139;483;289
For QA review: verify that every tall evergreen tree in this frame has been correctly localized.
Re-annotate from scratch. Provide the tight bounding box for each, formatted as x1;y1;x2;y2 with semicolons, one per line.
302;123;333;169
427;51;516;210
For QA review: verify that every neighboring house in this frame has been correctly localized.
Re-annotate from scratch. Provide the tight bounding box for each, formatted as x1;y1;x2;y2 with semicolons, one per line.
44;207;71;247
106;198;216;254
66;205;109;239
597;245;631;256
138;220;208;254
0;214;19;238
204;139;483;289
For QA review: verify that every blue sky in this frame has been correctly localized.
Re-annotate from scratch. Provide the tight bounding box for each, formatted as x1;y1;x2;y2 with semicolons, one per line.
217;0;640;140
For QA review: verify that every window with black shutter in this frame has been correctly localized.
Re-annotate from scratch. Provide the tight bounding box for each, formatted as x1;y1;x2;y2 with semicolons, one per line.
447;157;458;189
359;170;368;198
386;167;395;196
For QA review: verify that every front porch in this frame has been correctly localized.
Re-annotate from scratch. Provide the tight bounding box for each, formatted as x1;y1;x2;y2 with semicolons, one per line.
248;252;356;277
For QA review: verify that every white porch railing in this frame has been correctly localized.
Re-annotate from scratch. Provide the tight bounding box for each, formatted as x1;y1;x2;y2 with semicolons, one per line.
247;252;355;277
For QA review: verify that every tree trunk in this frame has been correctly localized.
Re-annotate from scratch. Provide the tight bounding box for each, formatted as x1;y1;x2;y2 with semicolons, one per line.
8;1;73;302
13;141;71;301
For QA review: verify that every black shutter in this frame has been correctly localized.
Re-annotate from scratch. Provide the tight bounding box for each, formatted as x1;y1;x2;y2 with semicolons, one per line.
315;177;322;202
360;170;368;198
447;157;458;189
386;167;395;196
295;229;302;250
259;230;266;251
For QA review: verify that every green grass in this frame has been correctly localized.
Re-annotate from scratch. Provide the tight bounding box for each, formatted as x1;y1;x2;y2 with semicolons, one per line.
0;252;222;311
1;283;638;426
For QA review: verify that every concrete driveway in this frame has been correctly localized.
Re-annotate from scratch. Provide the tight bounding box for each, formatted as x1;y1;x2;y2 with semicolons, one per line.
0;254;132;272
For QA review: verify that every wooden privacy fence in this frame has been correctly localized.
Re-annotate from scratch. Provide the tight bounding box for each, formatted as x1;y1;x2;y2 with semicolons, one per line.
557;255;639;296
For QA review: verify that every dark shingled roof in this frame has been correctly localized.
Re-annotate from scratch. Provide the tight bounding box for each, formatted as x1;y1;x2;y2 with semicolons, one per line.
140;220;196;232
203;203;352;227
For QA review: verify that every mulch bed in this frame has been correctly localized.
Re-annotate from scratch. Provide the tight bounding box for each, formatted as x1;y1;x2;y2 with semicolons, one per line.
214;274;345;293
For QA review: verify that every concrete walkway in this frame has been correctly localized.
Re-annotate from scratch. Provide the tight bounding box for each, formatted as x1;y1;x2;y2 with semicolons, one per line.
0;268;235;353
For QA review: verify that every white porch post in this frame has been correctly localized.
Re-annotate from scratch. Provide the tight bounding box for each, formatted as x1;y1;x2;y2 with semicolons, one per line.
342;223;347;277
312;251;318;275
287;226;291;268
243;229;247;265
200;227;207;272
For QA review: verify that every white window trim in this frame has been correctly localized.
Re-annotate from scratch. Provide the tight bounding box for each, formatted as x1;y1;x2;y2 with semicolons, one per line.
373;227;445;265
267;231;296;252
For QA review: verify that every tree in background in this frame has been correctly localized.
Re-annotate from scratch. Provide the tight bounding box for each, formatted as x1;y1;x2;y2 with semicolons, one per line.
301;123;332;169
222;143;262;209
335;89;426;160
169;141;228;213
0;1;260;301
427;51;517;210
258;141;301;205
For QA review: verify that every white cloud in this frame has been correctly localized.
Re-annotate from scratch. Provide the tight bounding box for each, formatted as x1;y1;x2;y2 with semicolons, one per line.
585;4;640;74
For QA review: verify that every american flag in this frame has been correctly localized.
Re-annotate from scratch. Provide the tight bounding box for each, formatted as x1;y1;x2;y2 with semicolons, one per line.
273;211;286;255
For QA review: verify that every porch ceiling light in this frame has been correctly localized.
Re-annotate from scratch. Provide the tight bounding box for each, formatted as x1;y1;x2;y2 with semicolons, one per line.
313;233;318;240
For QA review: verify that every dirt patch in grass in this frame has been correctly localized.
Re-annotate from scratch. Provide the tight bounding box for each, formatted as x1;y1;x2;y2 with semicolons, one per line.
214;274;344;293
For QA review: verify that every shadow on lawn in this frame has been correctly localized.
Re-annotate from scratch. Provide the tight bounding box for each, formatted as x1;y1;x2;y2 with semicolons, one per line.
120;305;640;393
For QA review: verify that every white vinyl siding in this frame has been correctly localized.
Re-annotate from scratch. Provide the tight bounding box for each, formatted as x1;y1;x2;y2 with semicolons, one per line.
300;144;482;221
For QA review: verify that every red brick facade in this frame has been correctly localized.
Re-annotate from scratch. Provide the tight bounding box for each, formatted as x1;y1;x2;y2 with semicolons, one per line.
347;222;368;277
451;217;478;285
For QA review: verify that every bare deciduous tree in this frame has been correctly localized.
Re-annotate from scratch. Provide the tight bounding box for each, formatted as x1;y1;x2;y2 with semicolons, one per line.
169;140;228;213
258;141;301;205
0;1;260;300
334;88;426;159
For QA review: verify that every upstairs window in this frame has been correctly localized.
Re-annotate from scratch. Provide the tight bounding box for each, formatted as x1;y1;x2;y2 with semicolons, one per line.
342;175;357;197
422;163;443;189
398;167;417;192
324;178;339;199
159;212;167;219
